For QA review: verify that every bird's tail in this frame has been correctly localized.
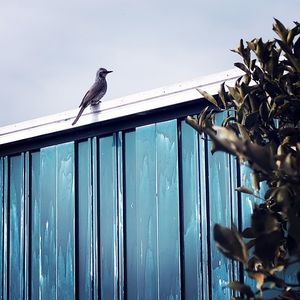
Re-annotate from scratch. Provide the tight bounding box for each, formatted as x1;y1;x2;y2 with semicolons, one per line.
72;105;86;126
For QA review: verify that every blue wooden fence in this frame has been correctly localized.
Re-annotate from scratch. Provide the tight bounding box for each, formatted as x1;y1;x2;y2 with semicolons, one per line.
0;117;255;299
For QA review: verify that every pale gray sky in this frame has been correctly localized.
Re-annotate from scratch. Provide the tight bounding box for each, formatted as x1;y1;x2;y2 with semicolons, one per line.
0;0;299;126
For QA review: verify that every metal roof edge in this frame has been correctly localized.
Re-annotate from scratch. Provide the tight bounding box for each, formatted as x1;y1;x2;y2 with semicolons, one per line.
0;68;242;146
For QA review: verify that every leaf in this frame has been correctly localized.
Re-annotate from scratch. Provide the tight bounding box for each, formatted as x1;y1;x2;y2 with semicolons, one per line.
273;18;288;42
196;88;220;108
294;36;300;59
242;227;256;238
250;171;260;192
235;186;254;195
287;208;300;244
234;62;251;75
237;123;251;141
227;281;254;298
213;224;248;264
254;231;283;265
259;102;269;123
244;112;259;129
218;82;228;109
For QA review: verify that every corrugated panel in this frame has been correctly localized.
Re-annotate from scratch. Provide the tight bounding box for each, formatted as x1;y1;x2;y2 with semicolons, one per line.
40;142;75;299
77;140;93;299
0;158;3;300
9;154;25;299
0;117;249;299
31;151;40;300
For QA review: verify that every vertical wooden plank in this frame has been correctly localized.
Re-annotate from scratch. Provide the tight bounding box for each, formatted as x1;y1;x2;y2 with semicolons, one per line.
24;152;30;300
9;154;25;300
3;157;8;300
117;132;125;300
40;146;57;300
199;133;210;300
0;158;3;300
207;113;233;299
229;155;240;284
92;137;99;300
180;120;202;300
156;120;181;299
99;135;118;299
56;142;75;299
30;151;40;300
135;124;158;300
124;131;138;300
77;140;93;299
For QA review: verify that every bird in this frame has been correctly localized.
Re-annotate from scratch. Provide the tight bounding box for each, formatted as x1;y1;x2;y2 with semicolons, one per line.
72;67;113;125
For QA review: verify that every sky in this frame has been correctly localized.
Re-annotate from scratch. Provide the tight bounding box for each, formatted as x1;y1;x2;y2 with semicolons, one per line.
0;0;300;127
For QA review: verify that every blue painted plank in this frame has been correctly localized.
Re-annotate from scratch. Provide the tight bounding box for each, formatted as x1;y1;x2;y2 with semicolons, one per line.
135;124;158;300
3;157;8;300
99;135;118;299
30;151;40;300
117;132;124;300
199;132;210;300
24;152;30;300
124;131;138;300
40;146;57;300
207;113;233;299
156;120;180;300
56;143;75;299
9;154;25;300
92;137;99;300
180;120;202;300
0;158;3;300
77;140;93;300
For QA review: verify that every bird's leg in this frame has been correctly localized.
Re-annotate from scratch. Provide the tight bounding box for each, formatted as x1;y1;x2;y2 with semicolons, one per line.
91;100;102;106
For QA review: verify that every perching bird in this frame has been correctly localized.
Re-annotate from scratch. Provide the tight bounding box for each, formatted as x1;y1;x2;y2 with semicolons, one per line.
72;68;113;125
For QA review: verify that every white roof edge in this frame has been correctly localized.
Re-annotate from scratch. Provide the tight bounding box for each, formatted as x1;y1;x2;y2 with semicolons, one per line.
0;68;243;146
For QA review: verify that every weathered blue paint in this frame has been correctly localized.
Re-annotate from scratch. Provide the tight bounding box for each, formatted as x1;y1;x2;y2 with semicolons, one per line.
40;146;57;300
124;131;138;300
40;142;75;300
0;114;275;299
56;143;75;299
99;135;118;299
157;120;181;300
0;158;3;300
207;112;234;299
9;154;25;300
77;140;93;299
3;157;8;300
24;152;30;300
117;132;125;300
180;120;202;299
30;151;40;300
135;124;158;300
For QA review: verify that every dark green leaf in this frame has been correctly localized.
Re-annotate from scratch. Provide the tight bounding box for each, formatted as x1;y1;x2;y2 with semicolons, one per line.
244;112;259;129
214;224;248;264
287;208;300;244
259;102;269;123
294;36;300;59
218;82;228;109
227;281;254;298
273;18;288;41
242;227;256;238
196;88;220;108
235;186;254;195
234;62;251;75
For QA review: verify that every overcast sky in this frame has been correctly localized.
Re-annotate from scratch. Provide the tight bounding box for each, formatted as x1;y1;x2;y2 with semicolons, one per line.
0;1;299;126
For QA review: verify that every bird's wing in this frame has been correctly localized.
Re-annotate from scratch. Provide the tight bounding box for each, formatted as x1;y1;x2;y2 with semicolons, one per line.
79;80;106;107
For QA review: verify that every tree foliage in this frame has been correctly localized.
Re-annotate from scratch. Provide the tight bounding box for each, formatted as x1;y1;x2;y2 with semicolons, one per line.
186;19;300;299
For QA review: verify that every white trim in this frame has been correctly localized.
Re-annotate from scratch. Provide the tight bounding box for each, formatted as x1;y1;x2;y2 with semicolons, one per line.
0;68;242;146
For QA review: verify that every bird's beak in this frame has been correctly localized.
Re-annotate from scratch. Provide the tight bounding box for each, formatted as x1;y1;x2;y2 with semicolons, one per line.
106;70;113;74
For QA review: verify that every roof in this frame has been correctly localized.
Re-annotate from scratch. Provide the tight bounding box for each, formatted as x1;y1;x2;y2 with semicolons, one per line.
0;68;242;146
